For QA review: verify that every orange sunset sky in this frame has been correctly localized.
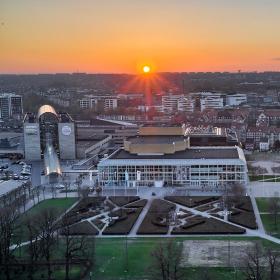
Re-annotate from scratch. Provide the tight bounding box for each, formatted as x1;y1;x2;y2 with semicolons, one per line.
1;0;280;74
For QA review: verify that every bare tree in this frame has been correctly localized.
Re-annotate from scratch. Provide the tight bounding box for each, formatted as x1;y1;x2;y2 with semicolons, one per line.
78;186;90;198
149;239;184;280
268;197;280;229
60;218;91;280
243;243;264;280
37;208;57;280
265;248;280;280
0;205;20;280
229;183;246;206
26;217;41;280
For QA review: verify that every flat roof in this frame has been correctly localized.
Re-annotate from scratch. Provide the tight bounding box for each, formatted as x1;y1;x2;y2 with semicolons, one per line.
126;136;187;144
110;147;239;160
0;180;24;197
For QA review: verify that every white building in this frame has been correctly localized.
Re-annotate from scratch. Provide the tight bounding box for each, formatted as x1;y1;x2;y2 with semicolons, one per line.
226;94;247;106
200;92;224;111
162;94;184;113
259;137;270;152
79;95;118;111
177;97;195;112
98;126;248;188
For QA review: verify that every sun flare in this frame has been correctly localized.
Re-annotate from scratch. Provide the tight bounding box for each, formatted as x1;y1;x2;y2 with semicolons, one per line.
143;65;151;73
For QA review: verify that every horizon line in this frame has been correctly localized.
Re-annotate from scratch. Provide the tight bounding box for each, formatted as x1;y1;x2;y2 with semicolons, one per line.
1;70;280;75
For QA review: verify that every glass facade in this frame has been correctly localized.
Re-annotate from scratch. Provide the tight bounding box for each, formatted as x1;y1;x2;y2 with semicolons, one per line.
98;163;247;187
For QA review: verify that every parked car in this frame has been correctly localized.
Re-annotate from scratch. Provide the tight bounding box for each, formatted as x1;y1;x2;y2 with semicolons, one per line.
21;171;31;176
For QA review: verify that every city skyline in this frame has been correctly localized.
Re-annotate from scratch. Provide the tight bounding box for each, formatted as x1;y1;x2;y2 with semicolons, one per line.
1;0;280;74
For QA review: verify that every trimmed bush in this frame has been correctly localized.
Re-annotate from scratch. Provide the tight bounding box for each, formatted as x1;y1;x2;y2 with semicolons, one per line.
102;208;143;235
164;196;219;208
229;211;258;229
172;217;245;234
125;199;148;208
109;196;140;207
235;197;254;212
61;220;98;235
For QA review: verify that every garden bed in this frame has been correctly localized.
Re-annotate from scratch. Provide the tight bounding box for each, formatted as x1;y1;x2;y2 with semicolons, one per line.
109;196;140;207
61;220;99;235
137;199;175;235
229;211;258;229
125;199;147;208
164;196;219;208
102;208;143;235
172;217;245;234
235;197;254;212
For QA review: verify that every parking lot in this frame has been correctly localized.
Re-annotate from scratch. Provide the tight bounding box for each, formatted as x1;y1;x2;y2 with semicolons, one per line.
0;158;32;182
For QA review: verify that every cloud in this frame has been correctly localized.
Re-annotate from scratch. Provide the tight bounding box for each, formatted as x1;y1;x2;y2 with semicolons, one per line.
272;57;280;61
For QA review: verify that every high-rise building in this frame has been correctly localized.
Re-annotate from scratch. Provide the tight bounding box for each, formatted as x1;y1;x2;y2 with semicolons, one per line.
0;93;23;120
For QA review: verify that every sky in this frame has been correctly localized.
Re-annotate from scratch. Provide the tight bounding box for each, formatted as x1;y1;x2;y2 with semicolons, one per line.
1;0;280;74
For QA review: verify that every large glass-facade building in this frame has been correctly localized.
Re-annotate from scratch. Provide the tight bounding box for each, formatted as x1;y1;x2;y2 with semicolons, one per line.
98;146;248;188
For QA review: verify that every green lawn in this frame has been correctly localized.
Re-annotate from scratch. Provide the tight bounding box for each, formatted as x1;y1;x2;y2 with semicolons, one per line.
90;237;279;280
24;197;78;217
256;197;270;212
256;198;280;238
13;235;280;280
14;198;78;243
260;214;280;239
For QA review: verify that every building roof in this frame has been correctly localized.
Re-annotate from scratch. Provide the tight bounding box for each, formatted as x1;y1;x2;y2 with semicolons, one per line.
44;143;62;176
38;105;58;119
110;147;239;160
126;135;187;144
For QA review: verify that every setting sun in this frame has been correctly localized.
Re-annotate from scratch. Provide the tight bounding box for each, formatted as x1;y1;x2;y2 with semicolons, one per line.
143;66;151;73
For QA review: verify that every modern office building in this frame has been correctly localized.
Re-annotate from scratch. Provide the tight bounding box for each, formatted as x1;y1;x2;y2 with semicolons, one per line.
177;97;195;112
79;95;118;111
162;94;184;113
200;92;224;111
98;125;248;188
0;93;23;120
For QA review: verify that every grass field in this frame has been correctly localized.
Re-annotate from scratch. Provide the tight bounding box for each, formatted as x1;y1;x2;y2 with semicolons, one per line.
256;198;280;238
260;214;280;239
256;197;270;212
14;198;78;242
90;237;278;280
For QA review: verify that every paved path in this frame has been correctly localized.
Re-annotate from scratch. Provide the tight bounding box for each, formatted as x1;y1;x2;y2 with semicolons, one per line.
250;196;265;233
247;182;280;197
130;198;153;235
